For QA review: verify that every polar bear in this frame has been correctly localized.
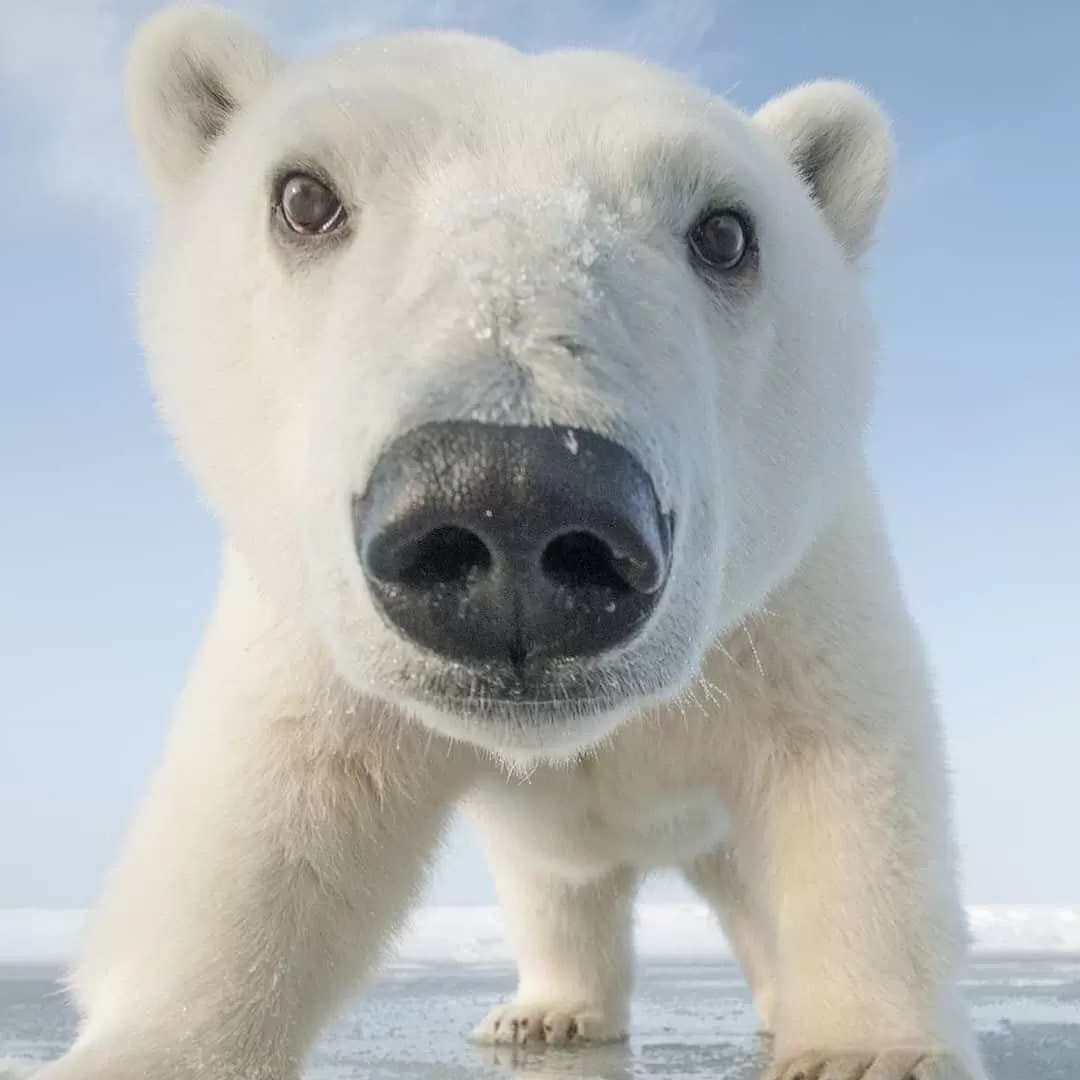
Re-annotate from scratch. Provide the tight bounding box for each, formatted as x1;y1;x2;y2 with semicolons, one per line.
37;5;987;1080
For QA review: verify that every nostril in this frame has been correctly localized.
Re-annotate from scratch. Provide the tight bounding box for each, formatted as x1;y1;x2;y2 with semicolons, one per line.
541;531;639;594
397;525;492;588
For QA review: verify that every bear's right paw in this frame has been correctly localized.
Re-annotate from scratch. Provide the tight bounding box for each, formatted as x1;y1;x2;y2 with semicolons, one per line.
763;1047;984;1080
470;1001;627;1046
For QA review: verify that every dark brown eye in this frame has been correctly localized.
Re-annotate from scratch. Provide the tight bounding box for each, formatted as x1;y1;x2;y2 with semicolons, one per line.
688;209;752;272
279;173;345;235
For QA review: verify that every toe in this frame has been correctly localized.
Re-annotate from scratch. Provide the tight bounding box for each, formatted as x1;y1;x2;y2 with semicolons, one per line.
493;1014;517;1045
872;1050;972;1079
861;1050;926;1079
517;1011;546;1044
818;1055;876;1080
768;1050;977;1080
543;1012;578;1045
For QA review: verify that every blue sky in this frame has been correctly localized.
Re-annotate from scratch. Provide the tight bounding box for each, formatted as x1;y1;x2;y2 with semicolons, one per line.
1;0;1077;909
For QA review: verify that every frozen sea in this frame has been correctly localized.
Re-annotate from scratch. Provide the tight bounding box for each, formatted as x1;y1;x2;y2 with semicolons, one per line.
2;905;1079;1079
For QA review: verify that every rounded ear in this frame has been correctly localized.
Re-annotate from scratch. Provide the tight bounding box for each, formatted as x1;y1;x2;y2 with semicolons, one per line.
126;4;282;196
754;80;894;260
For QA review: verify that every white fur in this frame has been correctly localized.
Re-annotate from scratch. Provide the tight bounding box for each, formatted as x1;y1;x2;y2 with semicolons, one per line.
37;6;986;1080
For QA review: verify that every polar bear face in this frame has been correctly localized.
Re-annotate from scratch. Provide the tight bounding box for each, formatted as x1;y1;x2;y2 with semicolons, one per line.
128;6;892;759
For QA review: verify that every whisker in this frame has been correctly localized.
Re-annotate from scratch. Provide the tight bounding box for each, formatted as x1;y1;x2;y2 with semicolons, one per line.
742;624;765;678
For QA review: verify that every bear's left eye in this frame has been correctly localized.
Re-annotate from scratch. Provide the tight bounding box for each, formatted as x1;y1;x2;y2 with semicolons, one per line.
278;173;346;236
687;209;754;273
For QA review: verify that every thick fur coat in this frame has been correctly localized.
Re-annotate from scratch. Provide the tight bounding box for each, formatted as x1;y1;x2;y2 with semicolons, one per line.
37;7;987;1080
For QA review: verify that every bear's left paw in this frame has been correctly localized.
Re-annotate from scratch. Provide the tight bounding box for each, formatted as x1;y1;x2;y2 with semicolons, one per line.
471;1001;626;1046
764;1047;981;1080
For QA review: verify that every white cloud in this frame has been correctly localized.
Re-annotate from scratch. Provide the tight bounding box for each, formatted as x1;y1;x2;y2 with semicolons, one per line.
0;0;733;231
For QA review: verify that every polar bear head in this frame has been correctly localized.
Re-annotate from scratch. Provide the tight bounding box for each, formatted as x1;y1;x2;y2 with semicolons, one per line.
127;5;892;759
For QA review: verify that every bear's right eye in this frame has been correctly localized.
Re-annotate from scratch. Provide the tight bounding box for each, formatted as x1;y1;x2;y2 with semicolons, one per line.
277;173;346;236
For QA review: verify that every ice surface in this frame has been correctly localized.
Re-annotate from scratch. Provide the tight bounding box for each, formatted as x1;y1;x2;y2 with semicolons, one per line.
2;904;1077;1077
2;958;1079;1080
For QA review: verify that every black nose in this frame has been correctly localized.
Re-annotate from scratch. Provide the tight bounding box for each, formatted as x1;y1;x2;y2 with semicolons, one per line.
354;421;672;667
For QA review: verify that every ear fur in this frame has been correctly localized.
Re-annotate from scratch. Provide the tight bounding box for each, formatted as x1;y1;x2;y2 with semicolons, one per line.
755;80;894;259
126;4;281;195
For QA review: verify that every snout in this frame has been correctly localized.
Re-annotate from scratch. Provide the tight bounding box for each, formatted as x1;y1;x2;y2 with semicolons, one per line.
354;421;672;669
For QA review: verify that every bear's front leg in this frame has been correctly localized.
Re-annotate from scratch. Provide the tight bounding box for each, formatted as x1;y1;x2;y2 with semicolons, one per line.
470;848;637;1047
685;847;777;1033
745;693;986;1080
33;555;471;1080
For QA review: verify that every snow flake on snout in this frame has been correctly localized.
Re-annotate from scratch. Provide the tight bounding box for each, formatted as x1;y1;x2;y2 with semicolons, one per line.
428;177;627;359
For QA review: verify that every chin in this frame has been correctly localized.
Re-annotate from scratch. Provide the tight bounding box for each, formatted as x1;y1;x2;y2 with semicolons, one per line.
379;654;658;761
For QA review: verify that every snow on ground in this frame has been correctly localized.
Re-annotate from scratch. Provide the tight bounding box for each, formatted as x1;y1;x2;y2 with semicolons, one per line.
1;904;1078;968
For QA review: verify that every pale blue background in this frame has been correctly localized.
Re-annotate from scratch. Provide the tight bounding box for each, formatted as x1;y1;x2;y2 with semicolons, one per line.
1;0;1077;908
